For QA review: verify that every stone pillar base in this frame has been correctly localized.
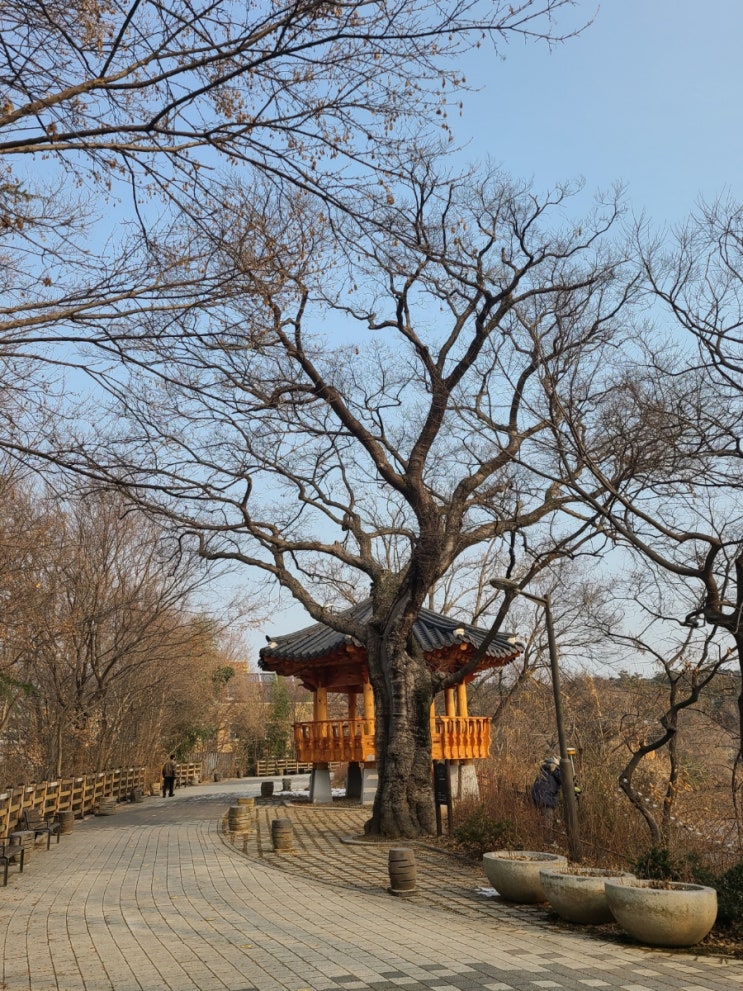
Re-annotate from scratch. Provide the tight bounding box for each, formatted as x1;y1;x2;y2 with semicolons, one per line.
346;762;362;800
361;765;378;805
309;766;332;804
448;762;479;801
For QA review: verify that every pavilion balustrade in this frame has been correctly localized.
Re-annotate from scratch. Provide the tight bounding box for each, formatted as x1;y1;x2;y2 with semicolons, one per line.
294;718;376;764
293;715;490;764
431;715;490;760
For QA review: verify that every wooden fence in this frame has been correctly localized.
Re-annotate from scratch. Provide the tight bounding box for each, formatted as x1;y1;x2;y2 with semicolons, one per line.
0;762;202;836
174;762;203;787
254;758;313;777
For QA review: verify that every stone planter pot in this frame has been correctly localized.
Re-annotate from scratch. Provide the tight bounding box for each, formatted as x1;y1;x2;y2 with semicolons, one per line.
604;878;718;947
539;867;635;925
482;850;567;904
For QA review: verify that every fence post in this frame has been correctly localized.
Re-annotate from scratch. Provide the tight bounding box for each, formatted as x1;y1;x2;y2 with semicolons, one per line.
45;780;59;817
0;792;9;836
59;777;73;815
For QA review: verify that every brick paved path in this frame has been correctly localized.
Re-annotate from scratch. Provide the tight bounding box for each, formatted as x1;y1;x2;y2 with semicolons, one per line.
1;779;742;991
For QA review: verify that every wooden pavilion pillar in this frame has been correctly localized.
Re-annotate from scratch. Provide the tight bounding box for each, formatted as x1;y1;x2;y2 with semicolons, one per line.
362;680;374;721
454;678;479;801
456;682;468;717
439;679;480;803
358;678;377;805
314;686;328;721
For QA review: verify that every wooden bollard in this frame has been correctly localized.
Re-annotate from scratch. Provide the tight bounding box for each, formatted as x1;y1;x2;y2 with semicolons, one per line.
271;818;293;852
57;810;74;834
98;797;117;816
227;805;252;833
10;831;34;863
388;848;417;896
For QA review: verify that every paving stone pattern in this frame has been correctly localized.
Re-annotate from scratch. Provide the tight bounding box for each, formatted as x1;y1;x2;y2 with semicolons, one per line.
0;780;741;991
240;800;559;926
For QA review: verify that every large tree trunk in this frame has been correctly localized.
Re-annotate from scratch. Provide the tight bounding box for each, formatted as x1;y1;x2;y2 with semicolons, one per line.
363;618;437;838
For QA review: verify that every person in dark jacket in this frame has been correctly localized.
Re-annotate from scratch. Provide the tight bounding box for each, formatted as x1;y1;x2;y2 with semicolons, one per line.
162;755;177;797
530;756;562;822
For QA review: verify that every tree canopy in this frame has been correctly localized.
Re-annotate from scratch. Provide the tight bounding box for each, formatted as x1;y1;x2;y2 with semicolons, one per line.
54;168;643;834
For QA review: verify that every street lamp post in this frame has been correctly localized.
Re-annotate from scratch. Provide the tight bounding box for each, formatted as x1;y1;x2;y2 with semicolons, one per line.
490;578;582;862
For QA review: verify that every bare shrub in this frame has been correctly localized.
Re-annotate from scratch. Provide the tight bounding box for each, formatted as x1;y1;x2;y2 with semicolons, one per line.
469;666;741;876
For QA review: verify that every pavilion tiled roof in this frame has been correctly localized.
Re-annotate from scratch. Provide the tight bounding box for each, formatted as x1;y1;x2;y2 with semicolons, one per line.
259;598;522;671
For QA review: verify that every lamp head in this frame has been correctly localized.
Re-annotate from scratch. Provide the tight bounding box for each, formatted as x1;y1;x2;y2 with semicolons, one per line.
490;578;520;592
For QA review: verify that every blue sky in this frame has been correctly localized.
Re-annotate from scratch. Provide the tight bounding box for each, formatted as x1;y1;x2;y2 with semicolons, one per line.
455;0;743;227
240;2;743;658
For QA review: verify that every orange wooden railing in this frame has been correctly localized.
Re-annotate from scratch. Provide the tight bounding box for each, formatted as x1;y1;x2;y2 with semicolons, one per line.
294;715;491;764
431;715;491;760
294;719;377;764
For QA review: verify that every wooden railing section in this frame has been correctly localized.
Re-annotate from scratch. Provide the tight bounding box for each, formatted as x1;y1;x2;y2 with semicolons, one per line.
293;715;491;764
174;763;202;787
294;719;377;764
431;715;491;760
0;763;201;836
254;759;313;777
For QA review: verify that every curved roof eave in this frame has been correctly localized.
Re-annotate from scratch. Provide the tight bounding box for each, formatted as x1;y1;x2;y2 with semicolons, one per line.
259;599;522;670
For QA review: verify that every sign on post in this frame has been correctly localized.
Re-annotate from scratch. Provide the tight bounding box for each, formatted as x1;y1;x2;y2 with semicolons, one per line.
433;761;452;836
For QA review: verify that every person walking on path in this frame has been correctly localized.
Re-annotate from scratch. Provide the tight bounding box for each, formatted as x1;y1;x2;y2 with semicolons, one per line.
161;754;177;797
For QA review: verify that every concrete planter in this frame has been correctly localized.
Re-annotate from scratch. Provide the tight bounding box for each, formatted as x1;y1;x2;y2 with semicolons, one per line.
482;850;567;904
604;878;718;947
539;867;635;924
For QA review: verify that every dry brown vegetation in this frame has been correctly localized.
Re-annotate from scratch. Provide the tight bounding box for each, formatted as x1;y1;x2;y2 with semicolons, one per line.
433;668;743;952
0;476;250;784
465;669;740;874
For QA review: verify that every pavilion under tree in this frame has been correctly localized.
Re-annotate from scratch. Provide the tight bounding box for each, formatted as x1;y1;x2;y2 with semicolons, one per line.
259;600;523;804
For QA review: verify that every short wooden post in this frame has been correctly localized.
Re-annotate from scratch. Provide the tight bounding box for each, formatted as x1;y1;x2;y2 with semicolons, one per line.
271;818;293;851
388;848;417;896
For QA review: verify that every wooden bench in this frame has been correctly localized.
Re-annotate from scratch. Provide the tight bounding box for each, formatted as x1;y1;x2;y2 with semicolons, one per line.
0;838;24;885
21;809;61;849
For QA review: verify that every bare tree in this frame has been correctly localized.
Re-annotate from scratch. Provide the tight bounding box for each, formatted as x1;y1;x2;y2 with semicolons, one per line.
0;483;224;779
1;1;580;184
63;169;638;836
474;562;621;732
0;1;583;350
0;471;52;741
0;2;607;814
540;200;743;821
596;587;733;847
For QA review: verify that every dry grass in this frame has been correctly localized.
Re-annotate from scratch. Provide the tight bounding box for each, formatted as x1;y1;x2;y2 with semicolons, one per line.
471;754;740;876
